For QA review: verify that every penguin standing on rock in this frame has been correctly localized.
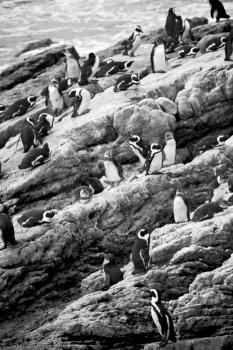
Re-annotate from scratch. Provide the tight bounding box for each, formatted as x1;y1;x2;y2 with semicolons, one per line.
103;150;123;190
129;135;149;168
42;77;66;115
209;0;230;22
151;38;167;73
103;253;123;288
163;132;176;166
0;213;17;250
180;18;193;43
20;117;42;153
165;8;178;38
150;289;177;346
79;53;100;85
64;47;81;83
144;143;163;175
18;143;51;169
132;228;150;275
114;73;140;92
123;25;143;57
173;189;190;223
18;209;58;227
68;86;91;118
225;27;233;61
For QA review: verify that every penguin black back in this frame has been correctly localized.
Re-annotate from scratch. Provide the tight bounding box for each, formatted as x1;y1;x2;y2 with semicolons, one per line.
0;213;17;250
209;0;230;22
103;254;123;287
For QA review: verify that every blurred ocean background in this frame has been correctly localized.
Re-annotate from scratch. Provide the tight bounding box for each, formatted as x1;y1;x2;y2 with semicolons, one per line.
0;0;233;71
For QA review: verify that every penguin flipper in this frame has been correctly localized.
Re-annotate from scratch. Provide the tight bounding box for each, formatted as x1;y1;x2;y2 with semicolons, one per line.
150;46;155;73
41;86;49;97
210;7;214;18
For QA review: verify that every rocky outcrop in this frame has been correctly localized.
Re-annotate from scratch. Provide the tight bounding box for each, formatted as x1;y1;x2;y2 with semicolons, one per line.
15;39;55;57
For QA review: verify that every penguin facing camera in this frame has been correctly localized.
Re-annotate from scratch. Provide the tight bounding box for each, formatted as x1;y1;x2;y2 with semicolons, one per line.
150;289;177;346
114;73;140;92
41;76;66;115
0;213;18;250
144;143;163;175
103;150;124;190
132;228;150;275
129;135;149;169
64;46;81;81
123;25;143;57
209;0;230;22
151;38;167;73
163;132;176;167
75;186;93;204
102;253;123;288
68;86;91;118
173;189;190;223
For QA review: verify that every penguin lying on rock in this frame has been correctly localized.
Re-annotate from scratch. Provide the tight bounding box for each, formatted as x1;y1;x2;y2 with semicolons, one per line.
192;202;226;221
0;213;17;250
1;96;38;122
95;60;134;78
177;45;200;58
18;209;58;227
103;253;123;288
193;134;229;155
114;73;140;92
18;143;51;169
80;175;104;194
132;229;150;275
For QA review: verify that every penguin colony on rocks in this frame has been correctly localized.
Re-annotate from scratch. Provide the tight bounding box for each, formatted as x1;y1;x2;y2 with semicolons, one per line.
1;0;233;346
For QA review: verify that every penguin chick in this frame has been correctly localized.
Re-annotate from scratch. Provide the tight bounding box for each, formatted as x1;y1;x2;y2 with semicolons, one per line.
0;213;17;250
103;150;123;190
150;289;176;346
114;73;140;92
180;18;194;43
163;132;176;167
68;86;91;118
102;253;123;288
129;135;149;168
123;25;143;57
132;228;150;275
173;189;190;223
144;143;163;175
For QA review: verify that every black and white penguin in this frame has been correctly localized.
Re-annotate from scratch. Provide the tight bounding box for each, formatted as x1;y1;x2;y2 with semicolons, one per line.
79;53;100;85
165;8;178;38
103;150;123;189
75;186;93;204
35;113;54;138
95;60;134;78
211;174;229;202
68;86;91;118
225;27;233;61
205;36;227;52
209;0;230;22
192;202;225;222
18;143;51;169
42;77;66;114
150;289;177;346
129;135;149;168
177;45;200;58
102;253;123;288
144;143;163;175
20;122;42;153
114;73;140;92
18;208;58;227
194;134;229;155
80;175;104;194
1;96;38;121
151;38;167;73
163;132;176;166
123;25;143;57
64;47;81;82
0;104;7;114
0;213;17;250
173;189;190;223
132;228;150;275
180;18;193;43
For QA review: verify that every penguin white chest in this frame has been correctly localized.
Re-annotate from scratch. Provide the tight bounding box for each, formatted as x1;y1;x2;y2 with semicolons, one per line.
163;139;176;166
78;90;91;115
151;304;163;337
66;58;80;79
89;56;100;81
130;36;141;55
173;196;188;222
212;183;229;202
104;161;121;182
130;146;145;166
149;152;162;173
48;86;63;110
153;44;167;72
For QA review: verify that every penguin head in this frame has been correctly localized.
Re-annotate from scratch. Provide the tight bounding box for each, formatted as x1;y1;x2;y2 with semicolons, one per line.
26;116;36;126
217;135;228;144
27;96;38;106
44;209;58;219
129;134;141;145
88;52;96;64
123;61;134;70
175;188;184;197
131;73;140;84
76;186;93;203
150;289;161;303
137;228;150;244
104;150;113;160
39;113;54;128
68;89;77;98
168;7;176;15
165;132;174;142
150;143;161;156
190;46;200;55
103;253;115;266
135;25;143;34
0;104;6;113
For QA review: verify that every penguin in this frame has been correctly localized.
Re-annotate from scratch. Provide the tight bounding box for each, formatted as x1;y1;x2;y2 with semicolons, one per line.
0;104;7;114
79;53;100;85
173;189;190;223
150;289;177;346
211;174;229;202
180;18;193;43
75;186;93;204
194;135;229;155
1;96;38;122
209;0;230;22
228;174;233;193
102;253;123;288
192;202;225;222
0;213;17;250
41;77;66;114
163;132;176;167
177;45;200;58
129;135;149;168
205;36;227;52
103;150;123;189
68;86;91;118
132;228;150;275
114;73;140;92
64;47;81;82
18;143;51;169
225;27;233;61
80;175;104;194
95;60;134;78
18;209;58;227
151;38;167;73
123;25;143;57
20;122;42;153
35;113;54;138
165;8;178;38
144;143;163;175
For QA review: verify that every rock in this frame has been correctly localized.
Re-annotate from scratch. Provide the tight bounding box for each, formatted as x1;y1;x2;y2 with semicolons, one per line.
155;97;178;116
192;20;233;41
15;39;55;57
